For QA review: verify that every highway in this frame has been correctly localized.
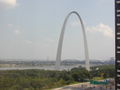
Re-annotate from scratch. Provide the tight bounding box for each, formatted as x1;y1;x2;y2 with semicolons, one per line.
52;82;115;90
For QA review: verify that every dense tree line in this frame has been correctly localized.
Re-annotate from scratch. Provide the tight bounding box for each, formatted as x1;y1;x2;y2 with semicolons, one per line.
0;65;115;90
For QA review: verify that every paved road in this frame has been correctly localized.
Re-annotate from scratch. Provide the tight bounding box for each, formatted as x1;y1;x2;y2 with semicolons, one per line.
52;82;115;90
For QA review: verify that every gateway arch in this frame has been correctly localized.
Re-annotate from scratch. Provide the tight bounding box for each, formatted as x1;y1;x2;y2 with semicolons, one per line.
56;11;90;71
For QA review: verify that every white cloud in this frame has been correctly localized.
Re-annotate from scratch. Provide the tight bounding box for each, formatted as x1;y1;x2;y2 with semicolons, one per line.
70;21;80;27
0;0;17;9
70;20;87;29
14;29;21;35
87;23;114;38
25;40;33;44
8;24;13;27
46;38;55;43
70;21;114;38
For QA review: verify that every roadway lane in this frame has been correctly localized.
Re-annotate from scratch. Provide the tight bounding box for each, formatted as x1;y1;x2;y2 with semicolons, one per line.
52;82;115;90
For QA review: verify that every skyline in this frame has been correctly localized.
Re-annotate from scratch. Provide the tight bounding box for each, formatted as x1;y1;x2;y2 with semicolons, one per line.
0;0;115;60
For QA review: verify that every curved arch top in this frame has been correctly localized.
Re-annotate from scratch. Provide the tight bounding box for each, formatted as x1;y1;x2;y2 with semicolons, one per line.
56;11;90;71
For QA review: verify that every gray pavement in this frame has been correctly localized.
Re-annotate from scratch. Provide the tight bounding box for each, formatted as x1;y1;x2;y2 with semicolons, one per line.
52;82;115;90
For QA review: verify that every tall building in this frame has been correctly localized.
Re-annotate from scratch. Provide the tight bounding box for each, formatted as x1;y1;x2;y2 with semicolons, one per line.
115;0;120;89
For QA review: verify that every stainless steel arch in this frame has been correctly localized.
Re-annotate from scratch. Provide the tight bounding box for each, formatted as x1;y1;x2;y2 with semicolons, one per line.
56;11;90;71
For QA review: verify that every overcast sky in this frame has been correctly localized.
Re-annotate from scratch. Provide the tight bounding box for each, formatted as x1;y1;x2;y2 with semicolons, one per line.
0;0;115;60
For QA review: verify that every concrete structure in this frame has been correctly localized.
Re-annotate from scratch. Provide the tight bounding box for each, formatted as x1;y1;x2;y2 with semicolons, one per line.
56;11;90;71
115;0;120;89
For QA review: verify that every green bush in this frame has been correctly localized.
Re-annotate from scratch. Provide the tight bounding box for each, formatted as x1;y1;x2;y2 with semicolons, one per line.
0;65;115;90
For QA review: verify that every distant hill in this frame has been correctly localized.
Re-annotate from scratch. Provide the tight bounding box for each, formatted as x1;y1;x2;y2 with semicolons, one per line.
0;59;115;65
